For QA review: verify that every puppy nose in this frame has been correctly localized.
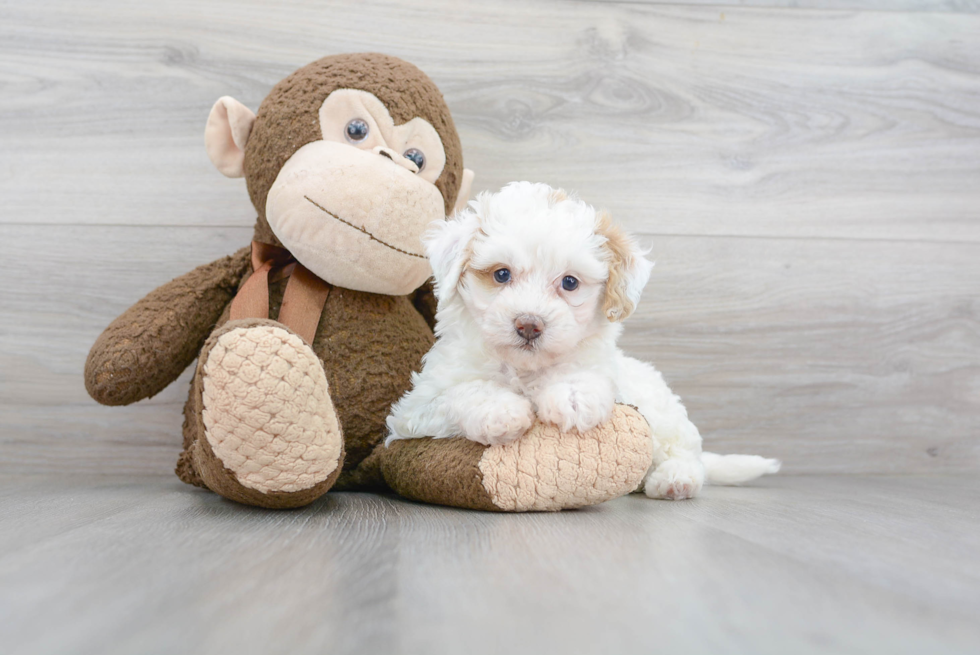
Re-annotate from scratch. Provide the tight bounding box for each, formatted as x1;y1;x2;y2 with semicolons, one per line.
514;314;544;341
373;146;419;174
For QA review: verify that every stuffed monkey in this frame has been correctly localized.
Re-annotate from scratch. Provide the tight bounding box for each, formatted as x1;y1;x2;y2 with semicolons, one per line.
85;53;652;510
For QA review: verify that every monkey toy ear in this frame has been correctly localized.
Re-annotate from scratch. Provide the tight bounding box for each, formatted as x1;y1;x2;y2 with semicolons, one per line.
204;96;257;178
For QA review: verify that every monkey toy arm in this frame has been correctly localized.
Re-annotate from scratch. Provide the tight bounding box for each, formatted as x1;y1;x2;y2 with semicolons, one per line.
380;404;653;511
85;247;251;406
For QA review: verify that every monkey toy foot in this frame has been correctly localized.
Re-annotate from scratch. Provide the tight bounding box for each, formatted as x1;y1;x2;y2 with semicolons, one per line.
182;319;345;508
380;404;653;512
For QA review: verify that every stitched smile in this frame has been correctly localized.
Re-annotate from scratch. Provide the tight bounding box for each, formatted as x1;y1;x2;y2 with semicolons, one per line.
304;195;426;259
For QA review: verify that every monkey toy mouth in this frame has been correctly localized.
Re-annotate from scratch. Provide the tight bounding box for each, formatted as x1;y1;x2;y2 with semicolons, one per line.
264;140;444;296
303;195;426;260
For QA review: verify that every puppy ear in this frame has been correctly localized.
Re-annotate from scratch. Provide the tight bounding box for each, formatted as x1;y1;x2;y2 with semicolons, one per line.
424;206;482;305
598;211;654;322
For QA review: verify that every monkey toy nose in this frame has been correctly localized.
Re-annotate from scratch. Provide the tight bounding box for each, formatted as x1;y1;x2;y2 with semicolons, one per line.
514;314;544;342
373;146;419;174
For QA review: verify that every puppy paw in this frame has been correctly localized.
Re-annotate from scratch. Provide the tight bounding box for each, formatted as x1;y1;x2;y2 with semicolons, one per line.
535;382;614;433
461;394;535;446
643;458;705;500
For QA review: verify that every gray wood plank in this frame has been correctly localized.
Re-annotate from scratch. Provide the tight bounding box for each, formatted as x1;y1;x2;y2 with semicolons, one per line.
1;474;978;655
1;1;978;242
1;224;977;475
589;0;980;13
624;233;980;473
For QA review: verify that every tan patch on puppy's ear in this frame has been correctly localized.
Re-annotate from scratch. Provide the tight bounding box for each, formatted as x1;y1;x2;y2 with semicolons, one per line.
598;210;636;322
549;188;568;205
453;226;491;287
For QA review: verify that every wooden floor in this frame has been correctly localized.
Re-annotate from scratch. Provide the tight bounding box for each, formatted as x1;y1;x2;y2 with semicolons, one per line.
0;474;977;655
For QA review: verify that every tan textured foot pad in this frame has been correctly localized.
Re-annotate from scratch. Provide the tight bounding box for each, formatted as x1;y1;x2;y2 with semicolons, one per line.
381;404;653;512
198;322;343;504
481;405;653;511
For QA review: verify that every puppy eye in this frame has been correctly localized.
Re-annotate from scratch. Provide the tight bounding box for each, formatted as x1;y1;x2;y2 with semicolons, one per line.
403;148;425;172
562;275;579;291
493;268;511;284
345;119;369;143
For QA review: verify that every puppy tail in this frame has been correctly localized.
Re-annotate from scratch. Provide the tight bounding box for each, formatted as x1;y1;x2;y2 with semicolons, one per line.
701;452;781;486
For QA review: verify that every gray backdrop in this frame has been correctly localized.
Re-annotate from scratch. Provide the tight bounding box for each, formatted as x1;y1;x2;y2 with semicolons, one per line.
2;0;978;475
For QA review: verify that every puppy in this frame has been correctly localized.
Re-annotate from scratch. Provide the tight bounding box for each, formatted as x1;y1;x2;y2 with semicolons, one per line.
386;182;779;499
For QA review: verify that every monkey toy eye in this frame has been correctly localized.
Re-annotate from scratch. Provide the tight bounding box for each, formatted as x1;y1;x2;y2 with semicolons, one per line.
561;275;579;291
493;268;511;284
403;148;425;172
345;118;369;143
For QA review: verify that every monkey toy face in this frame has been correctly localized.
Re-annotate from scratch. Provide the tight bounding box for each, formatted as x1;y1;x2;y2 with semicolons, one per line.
204;54;473;296
264;89;449;294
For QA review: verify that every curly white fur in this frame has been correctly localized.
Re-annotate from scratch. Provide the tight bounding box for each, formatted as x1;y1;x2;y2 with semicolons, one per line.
386;182;779;499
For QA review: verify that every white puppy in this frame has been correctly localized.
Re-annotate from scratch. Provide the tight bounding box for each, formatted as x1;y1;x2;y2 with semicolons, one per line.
386;182;779;499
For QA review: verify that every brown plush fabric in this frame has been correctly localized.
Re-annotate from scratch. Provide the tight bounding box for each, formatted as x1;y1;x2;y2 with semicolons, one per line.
90;54;463;509
410;279;439;332
192;429;344;509
381;437;500;511
177;295;237;487
175;269;434;494
175;54;456;507
244;53;464;245
305;283;435;473
333;446;387;491
85;247;250;406
180;318;346;509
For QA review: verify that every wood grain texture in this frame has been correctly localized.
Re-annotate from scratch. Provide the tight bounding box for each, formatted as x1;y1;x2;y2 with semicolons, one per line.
1;0;978;476
628;233;980;472
589;0;980;13
2;1;979;241
1;474;979;655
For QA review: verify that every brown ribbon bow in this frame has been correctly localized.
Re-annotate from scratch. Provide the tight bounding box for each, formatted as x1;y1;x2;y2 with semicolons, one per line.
229;241;331;345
